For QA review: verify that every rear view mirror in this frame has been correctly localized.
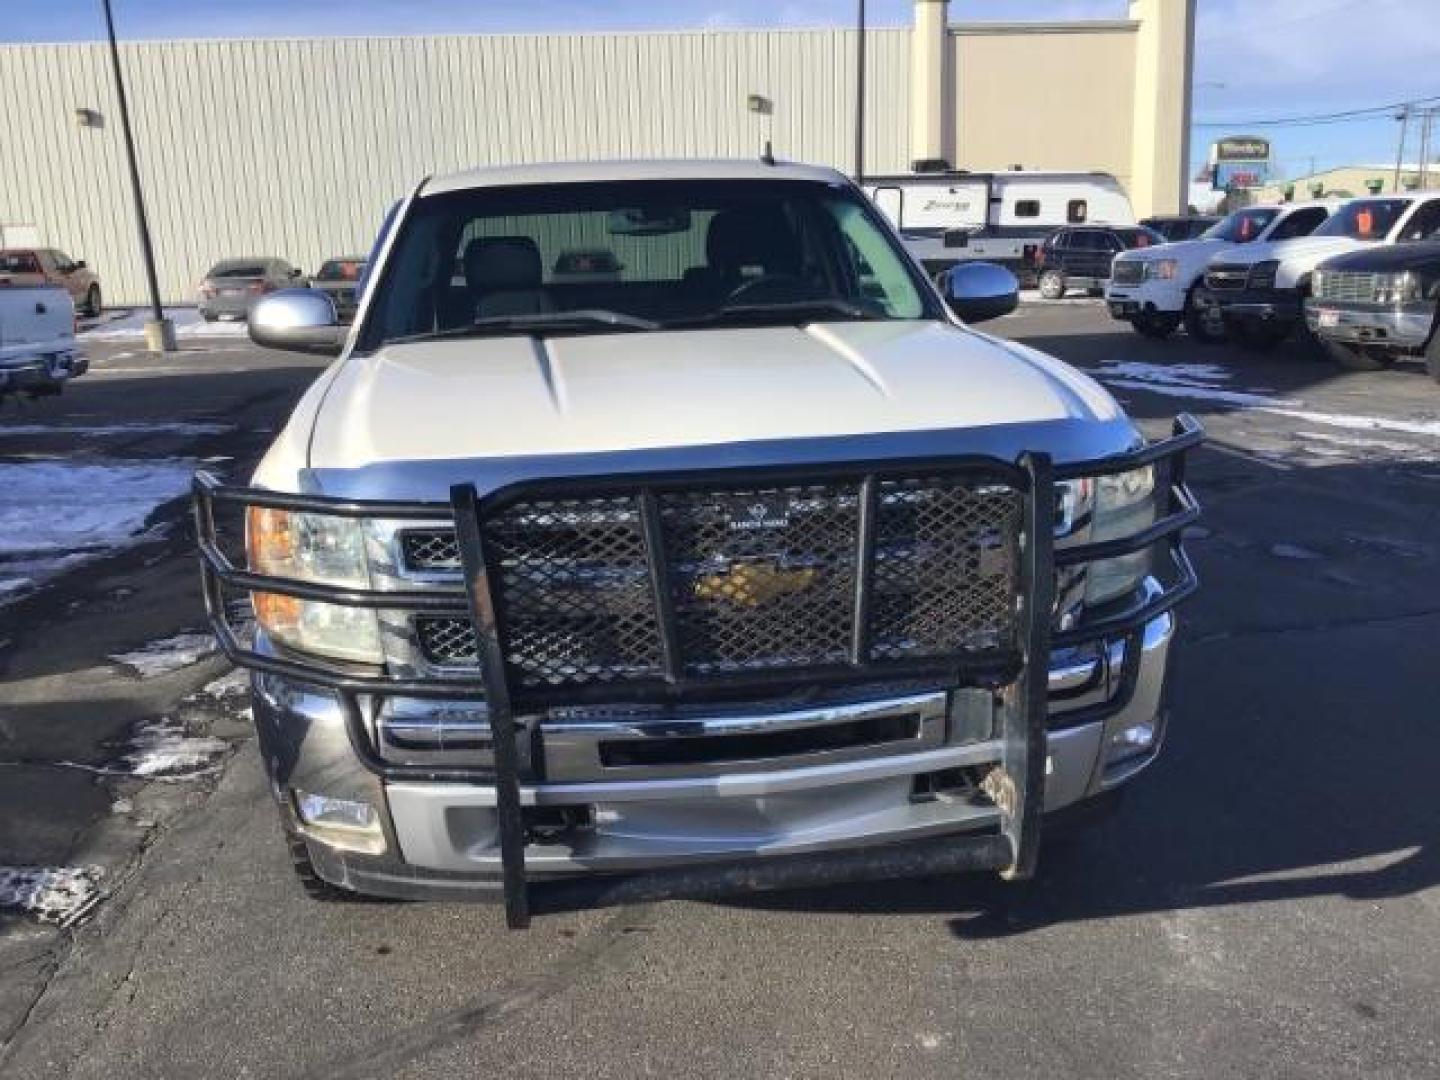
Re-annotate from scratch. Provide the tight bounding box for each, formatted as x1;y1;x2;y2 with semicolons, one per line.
608;207;692;236
75;260;87;270
941;262;1019;325
290;267;303;278
248;289;346;356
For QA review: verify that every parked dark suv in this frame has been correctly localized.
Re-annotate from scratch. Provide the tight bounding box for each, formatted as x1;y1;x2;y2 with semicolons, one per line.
1031;225;1165;299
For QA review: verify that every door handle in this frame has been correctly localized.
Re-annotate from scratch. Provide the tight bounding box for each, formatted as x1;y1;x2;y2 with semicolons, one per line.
35;302;47;314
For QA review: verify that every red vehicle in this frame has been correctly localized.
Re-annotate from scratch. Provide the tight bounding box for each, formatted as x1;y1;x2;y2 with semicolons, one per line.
0;248;103;317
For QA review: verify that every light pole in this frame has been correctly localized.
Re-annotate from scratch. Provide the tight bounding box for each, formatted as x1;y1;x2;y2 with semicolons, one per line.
854;0;866;182
1394;105;1411;194
100;0;175;352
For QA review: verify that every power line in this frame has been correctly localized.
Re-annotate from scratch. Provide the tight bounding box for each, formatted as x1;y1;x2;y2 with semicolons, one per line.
1194;94;1440;129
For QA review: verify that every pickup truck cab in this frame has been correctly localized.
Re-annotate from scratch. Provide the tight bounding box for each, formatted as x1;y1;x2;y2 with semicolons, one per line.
1205;193;1440;349
0;285;87;398
1107;202;1334;341
0;248;102;317
1307;240;1440;381
194;160;1200;924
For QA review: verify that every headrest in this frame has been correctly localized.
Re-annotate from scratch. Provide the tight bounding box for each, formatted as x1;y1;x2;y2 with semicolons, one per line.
705;207;801;275
463;236;544;292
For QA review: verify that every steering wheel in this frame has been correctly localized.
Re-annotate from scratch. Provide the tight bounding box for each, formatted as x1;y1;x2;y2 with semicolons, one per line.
723;274;814;305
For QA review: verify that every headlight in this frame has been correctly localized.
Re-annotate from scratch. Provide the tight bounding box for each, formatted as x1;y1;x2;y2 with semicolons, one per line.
247;508;382;664
1084;466;1156;605
1373;271;1420;305
1247;260;1279;290
1310;269;1325;296
1145;259;1179;280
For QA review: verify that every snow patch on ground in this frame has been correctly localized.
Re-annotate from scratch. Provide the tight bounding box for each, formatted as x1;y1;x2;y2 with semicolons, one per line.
0;421;232;438
197;667;249;699
79;307;250;341
0;866;105;927
1294;430;1439;460
109;719;230;779
108;633;218;678
1089;360;1440;444
0;458;193;602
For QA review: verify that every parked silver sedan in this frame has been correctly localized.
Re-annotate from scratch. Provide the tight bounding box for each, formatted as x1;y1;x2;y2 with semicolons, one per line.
198;257;307;321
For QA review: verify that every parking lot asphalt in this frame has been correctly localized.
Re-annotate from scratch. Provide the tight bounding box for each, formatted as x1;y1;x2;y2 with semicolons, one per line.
2;303;1438;1078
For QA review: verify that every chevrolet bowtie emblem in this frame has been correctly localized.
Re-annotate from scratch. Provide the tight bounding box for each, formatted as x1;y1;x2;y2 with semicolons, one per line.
694;561;817;608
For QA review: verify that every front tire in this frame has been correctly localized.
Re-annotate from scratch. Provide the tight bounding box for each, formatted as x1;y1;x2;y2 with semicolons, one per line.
1182;285;1225;344
1323;339;1391;371
1426;329;1440;385
1038;270;1066;300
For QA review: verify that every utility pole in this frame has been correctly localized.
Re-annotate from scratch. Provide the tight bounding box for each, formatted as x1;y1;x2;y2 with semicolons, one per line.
101;0;175;352
854;0;866;182
1393;105;1409;193
1419;108;1433;191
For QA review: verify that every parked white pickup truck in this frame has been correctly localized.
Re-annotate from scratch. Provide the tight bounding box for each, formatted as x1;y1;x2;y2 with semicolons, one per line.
0;285;86;398
1204;192;1440;349
1106;202;1335;342
193;160;1201;926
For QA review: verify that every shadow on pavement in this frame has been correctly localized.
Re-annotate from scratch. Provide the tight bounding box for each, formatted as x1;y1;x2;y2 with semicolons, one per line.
719;451;1440;938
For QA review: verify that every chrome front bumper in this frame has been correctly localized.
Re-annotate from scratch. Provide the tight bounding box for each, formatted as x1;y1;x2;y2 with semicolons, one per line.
1304;299;1434;350
252;607;1174;899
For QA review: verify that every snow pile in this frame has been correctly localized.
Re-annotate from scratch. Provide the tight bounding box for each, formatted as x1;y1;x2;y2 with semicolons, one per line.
79;307;249;341
108;633;218;678
0;458;194;602
0;866;105;927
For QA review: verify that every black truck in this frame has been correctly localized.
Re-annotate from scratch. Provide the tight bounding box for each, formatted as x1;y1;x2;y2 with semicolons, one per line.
1306;240;1440;382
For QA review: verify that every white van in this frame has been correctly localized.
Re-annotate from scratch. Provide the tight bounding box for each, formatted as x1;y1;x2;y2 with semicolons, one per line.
864;169;1135;282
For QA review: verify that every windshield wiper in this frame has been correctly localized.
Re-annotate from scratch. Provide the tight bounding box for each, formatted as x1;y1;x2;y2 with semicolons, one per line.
386;309;660;345
670;298;887;328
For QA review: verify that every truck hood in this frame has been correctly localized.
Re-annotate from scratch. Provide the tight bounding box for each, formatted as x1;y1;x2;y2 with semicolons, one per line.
1213;235;1367;269
1316;239;1440;274
1118;237;1228;264
298;321;1133;499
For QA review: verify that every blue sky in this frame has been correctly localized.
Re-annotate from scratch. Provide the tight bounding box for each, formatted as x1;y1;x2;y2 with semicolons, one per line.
7;0;1438;179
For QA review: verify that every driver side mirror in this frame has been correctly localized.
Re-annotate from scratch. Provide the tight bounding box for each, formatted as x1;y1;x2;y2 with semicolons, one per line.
73;260;87;271
248;289;346;356
941;262;1019;324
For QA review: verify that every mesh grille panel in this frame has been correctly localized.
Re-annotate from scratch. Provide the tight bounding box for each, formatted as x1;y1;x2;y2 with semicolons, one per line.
485;496;665;688
401;529;462;571
870;480;1022;658
470;473;1025;690
415;616;479;666
660;485;859;675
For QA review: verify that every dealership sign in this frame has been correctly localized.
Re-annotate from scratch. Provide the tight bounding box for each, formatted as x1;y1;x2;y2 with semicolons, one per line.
1210;135;1272;190
1214;136;1271;162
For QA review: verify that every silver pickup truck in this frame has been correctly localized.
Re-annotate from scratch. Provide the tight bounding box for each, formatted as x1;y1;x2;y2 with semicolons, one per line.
194;160;1200;927
0;285;87;398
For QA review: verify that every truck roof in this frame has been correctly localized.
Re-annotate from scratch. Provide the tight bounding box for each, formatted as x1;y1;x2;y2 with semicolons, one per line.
422;158;847;197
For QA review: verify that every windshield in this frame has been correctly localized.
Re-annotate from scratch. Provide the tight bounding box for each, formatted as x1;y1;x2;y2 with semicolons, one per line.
1312;199;1410;241
1201;208;1279;243
1117;227;1165;249
210;262;268;279
360;178;937;348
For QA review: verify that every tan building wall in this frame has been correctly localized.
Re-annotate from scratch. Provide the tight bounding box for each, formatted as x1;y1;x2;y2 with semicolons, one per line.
0;3;1194;305
949;23;1139;193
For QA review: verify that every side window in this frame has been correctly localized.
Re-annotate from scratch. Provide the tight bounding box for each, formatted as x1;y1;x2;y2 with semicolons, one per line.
1271;208;1326;241
1069;232;1100;251
832;200;923;319
1399;200;1440;241
1014;199;1040;219
1067;199;1088;224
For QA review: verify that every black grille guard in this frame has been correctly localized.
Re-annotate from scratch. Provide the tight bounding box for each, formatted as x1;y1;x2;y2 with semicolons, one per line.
193;414;1202;926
